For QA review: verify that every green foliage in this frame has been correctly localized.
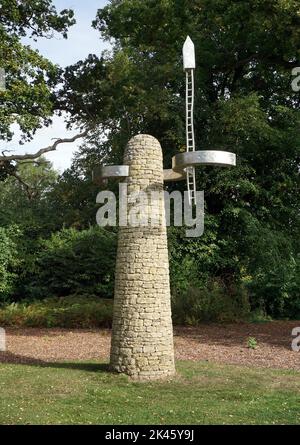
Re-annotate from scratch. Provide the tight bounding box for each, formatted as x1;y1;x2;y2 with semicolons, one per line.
0;0;75;142
20;226;117;300
45;166;100;230
58;0;300;320
0;0;75;38
1;1;299;322
172;279;251;324
0;158;58;231
0;161;16;182
0;225;21;301
0;295;113;328
247;337;258;350
248;309;273;323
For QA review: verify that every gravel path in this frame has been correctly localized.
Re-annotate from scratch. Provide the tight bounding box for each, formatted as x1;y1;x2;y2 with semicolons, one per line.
0;321;299;370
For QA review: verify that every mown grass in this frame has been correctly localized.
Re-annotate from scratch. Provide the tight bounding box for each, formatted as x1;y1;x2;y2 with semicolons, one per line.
0;360;299;425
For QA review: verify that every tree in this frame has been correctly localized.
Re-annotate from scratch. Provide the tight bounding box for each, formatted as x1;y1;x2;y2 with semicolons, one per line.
0;158;58;232
0;0;75;140
0;0;86;181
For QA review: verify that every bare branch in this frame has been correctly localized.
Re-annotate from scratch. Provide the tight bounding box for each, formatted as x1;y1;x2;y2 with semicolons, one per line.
1;149;14;156
0;130;88;162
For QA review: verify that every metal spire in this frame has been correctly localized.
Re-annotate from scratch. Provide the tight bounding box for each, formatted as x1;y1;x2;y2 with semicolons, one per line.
183;36;196;70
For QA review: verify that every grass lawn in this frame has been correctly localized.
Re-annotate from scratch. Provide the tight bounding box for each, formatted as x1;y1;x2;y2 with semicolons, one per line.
0;360;299;425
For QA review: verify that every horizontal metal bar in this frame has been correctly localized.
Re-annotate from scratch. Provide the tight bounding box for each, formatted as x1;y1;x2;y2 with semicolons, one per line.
93;165;129;183
172;150;236;173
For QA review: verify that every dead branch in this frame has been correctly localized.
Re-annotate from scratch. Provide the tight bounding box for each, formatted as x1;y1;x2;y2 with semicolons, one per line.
0;130;88;162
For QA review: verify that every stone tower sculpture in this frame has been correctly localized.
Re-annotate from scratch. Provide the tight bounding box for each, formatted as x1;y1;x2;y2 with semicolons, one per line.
93;37;236;381
109;134;175;380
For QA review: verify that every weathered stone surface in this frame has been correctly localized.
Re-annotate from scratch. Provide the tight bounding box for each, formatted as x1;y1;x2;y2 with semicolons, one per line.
109;134;175;380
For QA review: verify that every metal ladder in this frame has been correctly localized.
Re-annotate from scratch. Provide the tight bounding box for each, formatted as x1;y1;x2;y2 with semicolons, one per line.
186;69;196;205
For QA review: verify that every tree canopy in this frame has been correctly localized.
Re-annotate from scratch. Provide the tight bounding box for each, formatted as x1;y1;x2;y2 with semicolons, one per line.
0;0;76;182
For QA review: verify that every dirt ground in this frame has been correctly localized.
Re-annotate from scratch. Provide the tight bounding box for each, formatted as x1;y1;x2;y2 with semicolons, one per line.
0;321;299;371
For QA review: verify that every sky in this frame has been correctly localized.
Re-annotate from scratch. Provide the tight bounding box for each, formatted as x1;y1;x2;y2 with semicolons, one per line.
3;0;110;173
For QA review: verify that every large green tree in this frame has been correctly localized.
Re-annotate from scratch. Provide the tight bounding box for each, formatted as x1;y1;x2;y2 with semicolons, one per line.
0;0;88;183
0;0;75;140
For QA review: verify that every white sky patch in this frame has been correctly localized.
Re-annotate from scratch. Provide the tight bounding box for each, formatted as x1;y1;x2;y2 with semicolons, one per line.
3;0;110;172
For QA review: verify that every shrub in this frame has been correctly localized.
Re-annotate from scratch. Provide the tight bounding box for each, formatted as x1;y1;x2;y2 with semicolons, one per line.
247;337;258;349
171;279;251;324
0;295;113;328
0;226;21;302
20;226;117;300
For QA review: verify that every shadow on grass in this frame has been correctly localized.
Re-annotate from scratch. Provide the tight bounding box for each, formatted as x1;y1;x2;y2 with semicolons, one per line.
0;351;110;373
45;361;110;373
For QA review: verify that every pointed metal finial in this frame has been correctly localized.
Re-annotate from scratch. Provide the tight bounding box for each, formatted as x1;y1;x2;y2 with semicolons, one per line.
183;36;195;70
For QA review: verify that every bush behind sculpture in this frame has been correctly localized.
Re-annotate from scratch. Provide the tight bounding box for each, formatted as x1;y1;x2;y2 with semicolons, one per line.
18;226;117;300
